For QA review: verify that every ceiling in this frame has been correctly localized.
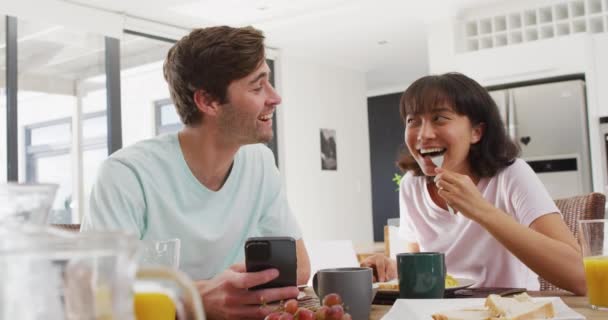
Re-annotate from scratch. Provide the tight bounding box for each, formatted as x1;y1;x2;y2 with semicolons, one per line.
0;18;172;94
5;0;509;93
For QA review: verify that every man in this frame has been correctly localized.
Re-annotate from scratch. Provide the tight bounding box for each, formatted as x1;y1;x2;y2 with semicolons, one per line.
81;26;310;319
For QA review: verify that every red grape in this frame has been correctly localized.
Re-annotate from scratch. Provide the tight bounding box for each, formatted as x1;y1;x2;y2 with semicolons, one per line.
315;306;329;320
279;312;294;320
340;313;352;320
284;299;299;314
322;293;343;307
264;312;283;320
295;307;315;320
327;305;344;320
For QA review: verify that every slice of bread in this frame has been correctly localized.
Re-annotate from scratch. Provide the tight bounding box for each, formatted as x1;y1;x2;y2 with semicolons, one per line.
432;308;493;320
432;293;555;320
485;293;555;320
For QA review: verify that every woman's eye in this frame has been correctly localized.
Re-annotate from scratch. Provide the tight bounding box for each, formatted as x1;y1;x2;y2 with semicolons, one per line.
433;114;448;121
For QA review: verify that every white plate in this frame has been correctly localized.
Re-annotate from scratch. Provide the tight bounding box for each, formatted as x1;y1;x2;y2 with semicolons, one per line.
446;277;475;291
376;278;475;293
381;297;585;320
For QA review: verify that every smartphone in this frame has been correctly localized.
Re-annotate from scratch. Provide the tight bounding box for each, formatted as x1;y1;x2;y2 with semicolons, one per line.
245;236;297;290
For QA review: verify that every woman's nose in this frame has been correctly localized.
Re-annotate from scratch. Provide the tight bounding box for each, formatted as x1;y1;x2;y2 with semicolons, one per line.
417;121;435;141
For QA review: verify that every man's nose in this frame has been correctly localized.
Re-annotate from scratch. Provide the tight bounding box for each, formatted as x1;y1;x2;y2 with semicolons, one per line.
268;85;282;106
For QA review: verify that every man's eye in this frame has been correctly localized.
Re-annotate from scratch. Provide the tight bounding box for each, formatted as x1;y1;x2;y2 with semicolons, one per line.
253;87;263;92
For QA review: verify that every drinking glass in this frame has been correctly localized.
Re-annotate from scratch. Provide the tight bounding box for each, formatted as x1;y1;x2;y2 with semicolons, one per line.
136;238;184;320
139;238;181;268
579;219;608;310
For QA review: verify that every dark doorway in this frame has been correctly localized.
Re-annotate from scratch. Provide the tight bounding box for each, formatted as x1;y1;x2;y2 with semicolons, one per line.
367;93;405;241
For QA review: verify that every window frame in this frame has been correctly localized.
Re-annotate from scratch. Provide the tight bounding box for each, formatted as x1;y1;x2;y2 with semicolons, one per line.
24;111;107;223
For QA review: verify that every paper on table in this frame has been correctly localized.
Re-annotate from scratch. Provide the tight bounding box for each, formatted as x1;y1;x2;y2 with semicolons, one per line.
303;240;359;286
381;297;585;320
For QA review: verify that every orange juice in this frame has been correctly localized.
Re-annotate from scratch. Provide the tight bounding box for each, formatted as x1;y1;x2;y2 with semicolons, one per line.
583;256;608;307
134;292;176;320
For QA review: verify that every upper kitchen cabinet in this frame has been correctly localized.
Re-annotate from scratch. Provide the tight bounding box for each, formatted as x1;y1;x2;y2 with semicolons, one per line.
462;0;608;52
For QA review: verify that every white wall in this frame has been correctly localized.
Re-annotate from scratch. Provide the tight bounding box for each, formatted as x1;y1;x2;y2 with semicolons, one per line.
427;16;608;194
279;55;374;245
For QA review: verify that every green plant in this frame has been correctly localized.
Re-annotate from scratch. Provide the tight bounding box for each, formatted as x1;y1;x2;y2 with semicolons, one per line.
392;173;403;191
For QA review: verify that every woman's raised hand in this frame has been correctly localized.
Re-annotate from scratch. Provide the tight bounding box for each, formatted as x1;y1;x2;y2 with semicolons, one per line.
434;167;493;221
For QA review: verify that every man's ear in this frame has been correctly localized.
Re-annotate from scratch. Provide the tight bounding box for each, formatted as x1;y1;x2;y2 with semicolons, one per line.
471;122;485;144
193;89;221;116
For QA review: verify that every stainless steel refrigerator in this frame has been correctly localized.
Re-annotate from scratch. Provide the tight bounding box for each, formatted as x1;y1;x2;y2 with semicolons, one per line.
488;79;592;199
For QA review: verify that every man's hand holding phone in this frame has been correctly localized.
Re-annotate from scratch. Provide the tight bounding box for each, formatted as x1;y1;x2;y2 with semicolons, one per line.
196;237;299;319
245;237;297;290
196;263;298;320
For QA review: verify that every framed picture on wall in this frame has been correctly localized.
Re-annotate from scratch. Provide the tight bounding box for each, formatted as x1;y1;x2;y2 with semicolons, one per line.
320;128;337;170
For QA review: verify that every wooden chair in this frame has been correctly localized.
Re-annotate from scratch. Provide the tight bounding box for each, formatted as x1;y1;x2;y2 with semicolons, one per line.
539;192;606;291
51;224;81;232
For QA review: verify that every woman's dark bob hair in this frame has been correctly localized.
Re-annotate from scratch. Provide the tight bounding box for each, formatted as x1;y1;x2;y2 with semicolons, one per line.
397;72;520;178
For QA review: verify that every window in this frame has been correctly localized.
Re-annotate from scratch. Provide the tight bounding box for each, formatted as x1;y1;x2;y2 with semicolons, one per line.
81;112;108;218
24;115;72;223
25;112;106;223
120;32;175;147
16;19;107;223
155;98;183;135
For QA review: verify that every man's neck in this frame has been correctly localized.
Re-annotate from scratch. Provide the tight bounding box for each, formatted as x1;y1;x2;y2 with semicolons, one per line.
178;126;240;191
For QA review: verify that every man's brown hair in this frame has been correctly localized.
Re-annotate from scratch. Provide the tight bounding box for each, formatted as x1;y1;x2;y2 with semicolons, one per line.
163;26;265;126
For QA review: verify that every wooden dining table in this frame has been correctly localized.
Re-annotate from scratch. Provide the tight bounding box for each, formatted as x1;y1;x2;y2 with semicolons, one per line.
368;291;605;320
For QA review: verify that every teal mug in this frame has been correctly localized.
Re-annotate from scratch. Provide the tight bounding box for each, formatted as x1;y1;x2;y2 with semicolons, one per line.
397;252;445;298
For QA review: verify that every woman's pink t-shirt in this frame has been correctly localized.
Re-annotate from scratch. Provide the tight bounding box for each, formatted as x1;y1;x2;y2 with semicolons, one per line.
398;159;559;289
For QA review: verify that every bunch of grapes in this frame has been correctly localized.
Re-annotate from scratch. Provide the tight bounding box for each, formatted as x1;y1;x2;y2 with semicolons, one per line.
263;293;352;320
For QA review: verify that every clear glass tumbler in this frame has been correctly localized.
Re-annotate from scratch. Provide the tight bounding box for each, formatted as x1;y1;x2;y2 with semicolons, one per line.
579;219;608;310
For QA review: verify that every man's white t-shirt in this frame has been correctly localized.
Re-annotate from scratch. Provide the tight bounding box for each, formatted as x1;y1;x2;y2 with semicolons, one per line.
399;159;559;289
81;133;301;281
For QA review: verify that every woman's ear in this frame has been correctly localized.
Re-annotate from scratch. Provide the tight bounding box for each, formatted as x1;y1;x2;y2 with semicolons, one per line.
193;89;221;116
471;122;485;144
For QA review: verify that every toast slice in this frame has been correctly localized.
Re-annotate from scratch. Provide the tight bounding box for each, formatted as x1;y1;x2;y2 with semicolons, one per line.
431;308;493;320
485;293;555;320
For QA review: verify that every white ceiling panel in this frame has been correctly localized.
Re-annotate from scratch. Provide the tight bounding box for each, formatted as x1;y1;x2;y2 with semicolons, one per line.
31;0;510;89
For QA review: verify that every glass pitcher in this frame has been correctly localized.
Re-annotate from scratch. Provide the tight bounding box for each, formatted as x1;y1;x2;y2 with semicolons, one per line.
0;226;205;320
0;183;205;320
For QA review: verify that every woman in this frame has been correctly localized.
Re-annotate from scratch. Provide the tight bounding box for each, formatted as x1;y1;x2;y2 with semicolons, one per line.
362;73;586;294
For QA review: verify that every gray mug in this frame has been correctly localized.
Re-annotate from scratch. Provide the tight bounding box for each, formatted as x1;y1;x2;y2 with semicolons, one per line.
312;267;373;320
